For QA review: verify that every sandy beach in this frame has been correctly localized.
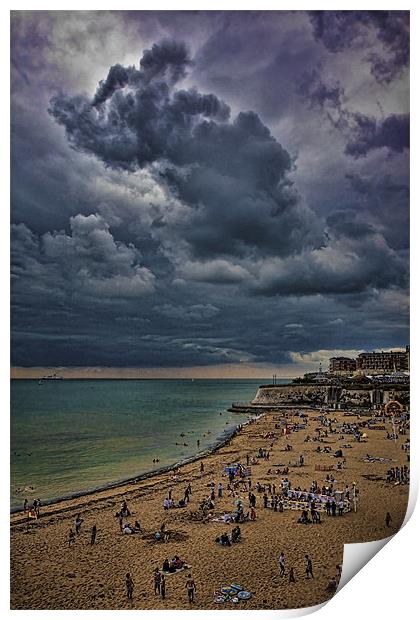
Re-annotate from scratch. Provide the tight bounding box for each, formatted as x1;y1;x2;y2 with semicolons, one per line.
10;408;409;610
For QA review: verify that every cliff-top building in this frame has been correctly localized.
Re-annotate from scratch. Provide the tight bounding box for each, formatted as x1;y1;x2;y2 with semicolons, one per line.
329;357;357;374
329;346;409;376
356;346;409;374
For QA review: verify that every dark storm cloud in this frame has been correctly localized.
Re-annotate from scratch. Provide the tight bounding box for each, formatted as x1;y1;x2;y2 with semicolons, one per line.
298;71;345;114
344;172;409;250
249;234;407;298
309;11;409;84
11;13;409;369
299;69;410;158
49;40;323;259
345;113;409;158
12;214;156;306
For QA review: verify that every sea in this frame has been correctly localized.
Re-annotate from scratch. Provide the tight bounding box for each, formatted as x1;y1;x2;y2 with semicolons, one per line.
10;378;288;510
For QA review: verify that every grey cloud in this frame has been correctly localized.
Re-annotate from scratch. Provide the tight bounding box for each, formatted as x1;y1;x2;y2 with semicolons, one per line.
309;11;409;84
11;16;409;369
49;40;324;259
12;214;156;307
299;69;409;158
298;70;345;114
250;221;407;297
159;303;220;321
179;259;249;285
93;63;140;106
140;39;192;85
344;172;409;250
345;113;409;158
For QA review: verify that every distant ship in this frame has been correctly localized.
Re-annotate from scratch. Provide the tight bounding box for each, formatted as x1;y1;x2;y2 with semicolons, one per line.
38;373;64;384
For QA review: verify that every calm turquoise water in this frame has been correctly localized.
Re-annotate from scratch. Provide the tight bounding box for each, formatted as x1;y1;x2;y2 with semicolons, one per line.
11;379;281;510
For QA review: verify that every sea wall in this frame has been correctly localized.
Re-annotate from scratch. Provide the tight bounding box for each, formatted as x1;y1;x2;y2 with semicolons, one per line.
252;383;409;409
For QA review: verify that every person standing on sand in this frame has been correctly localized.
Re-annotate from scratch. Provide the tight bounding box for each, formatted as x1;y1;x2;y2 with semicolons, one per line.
331;499;337;517
68;529;76;547
153;568;161;595
305;555;314;578
386;512;392;527
23;498;28;513
90;524;97;545
185;574;196;603
279;552;285;576
75;514;83;534
289;567;296;583
126;572;134;600
161;574;166;600
200;462;204;475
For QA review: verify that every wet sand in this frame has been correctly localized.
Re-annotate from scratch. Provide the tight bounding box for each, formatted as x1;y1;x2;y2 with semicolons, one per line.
10;409;409;610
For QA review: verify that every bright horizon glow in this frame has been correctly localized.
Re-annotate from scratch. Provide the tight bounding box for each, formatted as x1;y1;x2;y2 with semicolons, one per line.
10;344;409;379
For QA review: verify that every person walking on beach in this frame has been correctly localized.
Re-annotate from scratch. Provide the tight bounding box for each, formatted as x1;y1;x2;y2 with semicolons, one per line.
218;482;223;498
338;500;344;516
326;499;331;516
200;461;204;475
331;499;337;517
289;567;296;583
161;574;166;600
279;552;286;576
153;568;161;595
126;572;134;600
305;555;314;579
185;574;196;603
386;512;392;527
23;498;28;513
90;524;97;545
75;514;83;534
68;528;76;547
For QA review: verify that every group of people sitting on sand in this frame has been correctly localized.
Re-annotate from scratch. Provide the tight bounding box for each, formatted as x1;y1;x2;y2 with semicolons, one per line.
315;445;332;453
154;523;170;541
215;525;241;546
163;497;187;510
162;556;186;573
122;521;142;535
297;507;321;524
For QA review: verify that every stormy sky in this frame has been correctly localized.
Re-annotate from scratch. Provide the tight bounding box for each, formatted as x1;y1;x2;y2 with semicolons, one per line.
11;10;410;375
